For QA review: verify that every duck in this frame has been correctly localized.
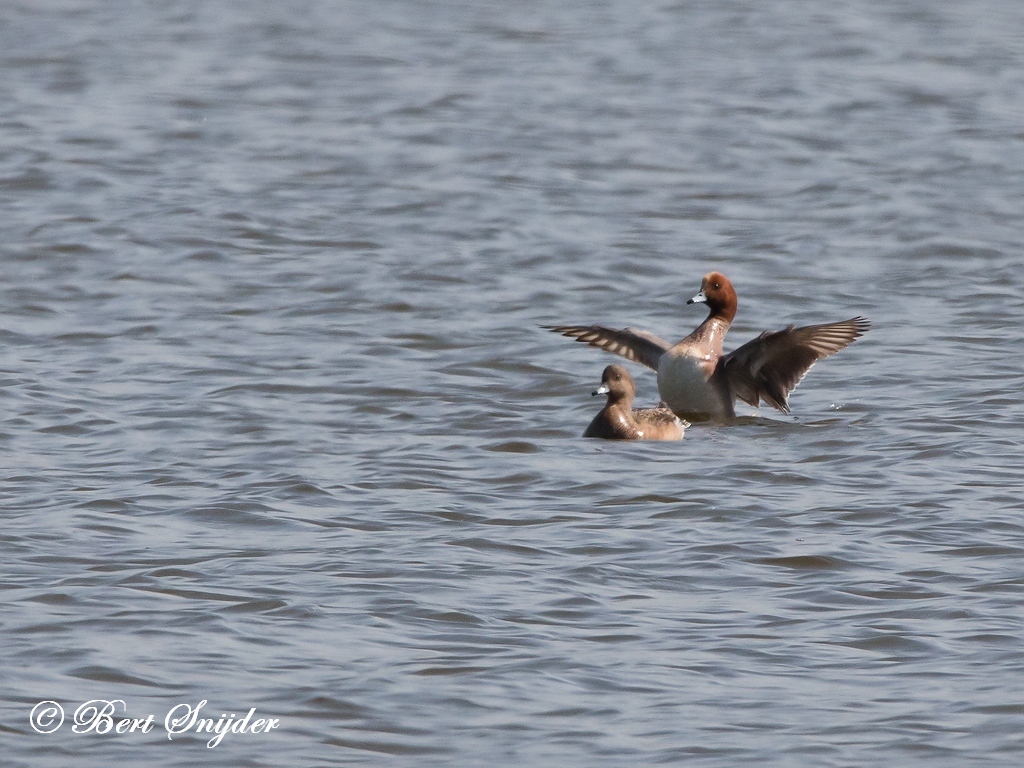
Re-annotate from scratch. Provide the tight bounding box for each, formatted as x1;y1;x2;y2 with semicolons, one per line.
548;272;869;420
583;364;687;440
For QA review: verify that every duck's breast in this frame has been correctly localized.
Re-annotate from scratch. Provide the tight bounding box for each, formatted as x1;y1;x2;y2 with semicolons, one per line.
657;351;727;416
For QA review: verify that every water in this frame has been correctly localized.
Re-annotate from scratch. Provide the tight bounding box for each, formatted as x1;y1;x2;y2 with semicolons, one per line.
3;1;1024;765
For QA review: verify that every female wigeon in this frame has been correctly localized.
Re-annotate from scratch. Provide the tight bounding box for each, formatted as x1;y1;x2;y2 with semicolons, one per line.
583;364;687;440
549;272;869;420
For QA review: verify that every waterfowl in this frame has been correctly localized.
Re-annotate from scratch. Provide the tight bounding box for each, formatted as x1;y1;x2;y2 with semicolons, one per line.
583;364;687;440
548;272;869;420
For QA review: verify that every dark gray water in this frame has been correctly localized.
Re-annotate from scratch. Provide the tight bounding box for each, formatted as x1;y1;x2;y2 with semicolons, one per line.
3;1;1024;765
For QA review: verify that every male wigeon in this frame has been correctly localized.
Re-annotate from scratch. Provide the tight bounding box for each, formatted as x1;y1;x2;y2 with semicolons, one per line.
548;272;869;420
584;364;688;440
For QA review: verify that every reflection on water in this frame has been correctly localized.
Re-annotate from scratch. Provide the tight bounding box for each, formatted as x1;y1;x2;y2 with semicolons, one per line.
3;1;1024;765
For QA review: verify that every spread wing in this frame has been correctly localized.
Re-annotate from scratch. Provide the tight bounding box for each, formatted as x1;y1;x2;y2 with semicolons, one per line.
543;325;671;371
718;317;870;412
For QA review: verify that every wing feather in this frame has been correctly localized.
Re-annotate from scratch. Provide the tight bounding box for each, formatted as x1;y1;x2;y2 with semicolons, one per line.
718;317;870;412
543;325;671;371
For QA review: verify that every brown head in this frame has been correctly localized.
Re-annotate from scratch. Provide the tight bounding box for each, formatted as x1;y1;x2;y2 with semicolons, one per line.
687;271;738;323
592;364;636;406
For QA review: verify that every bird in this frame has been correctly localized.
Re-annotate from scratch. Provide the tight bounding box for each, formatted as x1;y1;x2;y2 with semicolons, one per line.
583;364;687;440
547;271;869;420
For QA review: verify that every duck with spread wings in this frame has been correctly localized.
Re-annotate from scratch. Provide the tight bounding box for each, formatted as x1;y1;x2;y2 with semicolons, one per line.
547;272;869;420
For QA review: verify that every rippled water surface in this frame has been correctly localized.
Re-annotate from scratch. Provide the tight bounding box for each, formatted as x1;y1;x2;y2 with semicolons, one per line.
3;1;1024;765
